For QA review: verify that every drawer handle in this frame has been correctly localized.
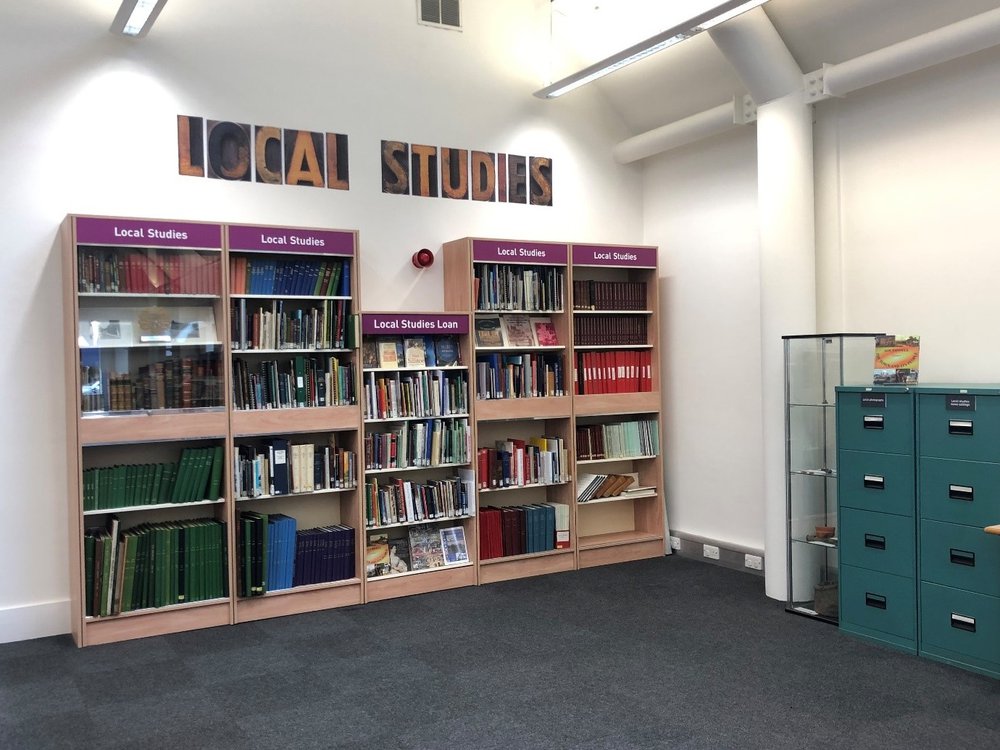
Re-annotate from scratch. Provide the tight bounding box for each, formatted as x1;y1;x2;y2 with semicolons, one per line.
949;548;976;567
863;415;884;430
951;613;976;633
948;419;974;436
864;533;886;550
865;593;887;610
948;484;974;502
863;474;885;490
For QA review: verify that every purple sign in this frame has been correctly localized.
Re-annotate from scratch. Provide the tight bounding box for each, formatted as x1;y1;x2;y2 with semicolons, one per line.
573;244;657;268
362;313;469;335
228;225;355;256
76;217;221;249
472;239;567;265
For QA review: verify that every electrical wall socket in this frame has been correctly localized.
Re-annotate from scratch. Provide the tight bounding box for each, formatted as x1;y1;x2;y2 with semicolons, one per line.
744;553;763;571
703;544;720;560
669;536;681;551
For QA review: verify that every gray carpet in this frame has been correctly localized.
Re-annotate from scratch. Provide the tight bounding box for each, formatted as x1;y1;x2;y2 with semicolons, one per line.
1;556;998;749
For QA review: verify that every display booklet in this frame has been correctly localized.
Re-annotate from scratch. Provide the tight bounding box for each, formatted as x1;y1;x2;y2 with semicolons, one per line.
440;525;469;565
378;338;400;368
435;335;461;366
387;535;411;574
874;334;919;384
530;316;559;346
474;316;505;348
365;532;390;578
500;314;537;348
408;524;445;570
362;340;379;369
403;337;427;368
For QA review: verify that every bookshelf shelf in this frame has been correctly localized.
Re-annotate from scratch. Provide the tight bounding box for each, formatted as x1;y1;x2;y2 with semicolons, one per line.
232;294;352;301
578;490;658;506
572;344;653;351
231;404;359;436
573;391;660;417
235;485;357;502
234;579;363;623
79;292;222;300
362;365;468;373
84;498;225;516
365;515;474;532
364;413;470;424
232;347;352;355
478;547;576;584
365;561;477;602
474;396;572;421
578;530;664;551
577;454;658;464
364;461;469;475
475;345;565;352
82;599;232;646
479;479;571;494
573;309;654;315
475;308;565;314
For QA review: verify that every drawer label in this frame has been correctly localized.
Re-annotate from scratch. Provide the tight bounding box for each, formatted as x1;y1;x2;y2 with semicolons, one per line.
861;393;886;408
946;395;976;411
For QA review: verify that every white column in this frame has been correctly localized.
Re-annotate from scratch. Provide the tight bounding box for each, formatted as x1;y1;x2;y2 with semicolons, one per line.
757;92;816;599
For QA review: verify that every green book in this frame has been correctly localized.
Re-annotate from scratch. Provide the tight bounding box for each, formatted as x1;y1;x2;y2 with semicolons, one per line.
84;532;96;616
99;531;113;616
294;356;307;407
172;448;196;503
120;529;138;613
206;445;224;501
124;464;136;507
150;463;163;506
326;260;343;297
113;465;127;509
158;463;175;504
195;447;214;501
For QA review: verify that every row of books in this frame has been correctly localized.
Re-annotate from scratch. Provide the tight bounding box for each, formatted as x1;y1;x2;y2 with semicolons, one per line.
362;335;462;370
231;298;350;351
575;350;653;394
78;249;221;295
84;517;227;617
364;418;471;470
230;256;350;297
575;472;649;503
365;524;469;577
232;355;355;410
474;314;559;348
474;263;564;312
363;369;468;421
84;446;224;511
475;352;565;399
235;441;357;499
238;512;355;595
576;418;660;460
364;471;475;527
82;353;223;413
476;436;569;489
573;280;647;311
479;503;570;560
573;315;648;346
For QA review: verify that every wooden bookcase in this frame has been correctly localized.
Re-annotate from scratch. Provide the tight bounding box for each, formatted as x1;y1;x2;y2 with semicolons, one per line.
64;215;232;646
359;312;477;601
571;243;666;567
226;223;363;622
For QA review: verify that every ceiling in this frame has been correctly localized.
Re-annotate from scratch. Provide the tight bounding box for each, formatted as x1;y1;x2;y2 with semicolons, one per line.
549;0;1000;134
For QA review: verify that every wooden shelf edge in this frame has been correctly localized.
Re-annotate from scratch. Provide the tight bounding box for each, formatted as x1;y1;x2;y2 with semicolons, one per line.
479;549;576;584
577;490;658;506
235;580;362;623
80;410;228;445
578;531;664;551
573;391;660;416
82;599;231;646
479;547;573;565
475;396;572;421
365;563;476;602
231;405;360;435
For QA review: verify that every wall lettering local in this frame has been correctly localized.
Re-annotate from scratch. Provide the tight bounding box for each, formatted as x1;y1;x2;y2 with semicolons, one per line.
381;141;552;206
177;115;350;190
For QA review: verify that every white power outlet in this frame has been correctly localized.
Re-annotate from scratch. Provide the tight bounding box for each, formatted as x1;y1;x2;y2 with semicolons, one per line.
669;536;681;551
745;553;763;570
703;544;720;560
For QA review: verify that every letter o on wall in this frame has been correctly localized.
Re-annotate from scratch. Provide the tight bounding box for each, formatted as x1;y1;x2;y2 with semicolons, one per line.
207;121;251;181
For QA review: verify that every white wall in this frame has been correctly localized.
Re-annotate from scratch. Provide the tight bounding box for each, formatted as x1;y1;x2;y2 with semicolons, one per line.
643;128;765;553
0;0;645;641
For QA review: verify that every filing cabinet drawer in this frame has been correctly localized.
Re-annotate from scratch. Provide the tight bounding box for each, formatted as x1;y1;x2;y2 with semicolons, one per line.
840;507;914;577
920;519;1000;597
918;393;1000;462
836;389;913;455
920;582;1000;666
839;449;914;516
918;456;1000;527
840;564;915;640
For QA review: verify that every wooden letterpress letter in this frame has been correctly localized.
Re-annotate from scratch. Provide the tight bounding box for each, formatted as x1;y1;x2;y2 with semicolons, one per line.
381;140;410;194
497;153;508;203
177;115;204;177
529;156;553;206
207;120;251;181
410;144;439;198
470;151;495;202
507;154;527;204
326;132;350;191
254;126;282;184
440;148;469;200
284;130;325;187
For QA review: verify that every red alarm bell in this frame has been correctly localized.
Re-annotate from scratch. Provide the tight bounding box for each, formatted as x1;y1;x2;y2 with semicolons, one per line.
411;248;434;269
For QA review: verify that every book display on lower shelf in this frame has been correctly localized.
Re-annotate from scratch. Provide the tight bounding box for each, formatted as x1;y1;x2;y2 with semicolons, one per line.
360;312;478;601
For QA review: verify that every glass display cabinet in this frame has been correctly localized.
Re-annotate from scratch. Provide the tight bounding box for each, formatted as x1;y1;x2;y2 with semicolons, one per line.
784;333;883;622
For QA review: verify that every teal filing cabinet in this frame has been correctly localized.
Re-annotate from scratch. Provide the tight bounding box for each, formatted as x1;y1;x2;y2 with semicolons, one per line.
836;385;1000;679
836;386;917;652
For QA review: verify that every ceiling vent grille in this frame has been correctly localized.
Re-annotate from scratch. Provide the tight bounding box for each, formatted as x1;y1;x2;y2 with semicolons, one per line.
419;0;461;30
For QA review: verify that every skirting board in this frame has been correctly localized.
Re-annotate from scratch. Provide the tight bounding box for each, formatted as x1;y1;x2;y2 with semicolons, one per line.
0;599;71;644
668;531;765;577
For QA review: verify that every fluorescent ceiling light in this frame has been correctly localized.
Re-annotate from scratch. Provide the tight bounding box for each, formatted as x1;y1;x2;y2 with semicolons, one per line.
110;0;169;38
534;0;769;98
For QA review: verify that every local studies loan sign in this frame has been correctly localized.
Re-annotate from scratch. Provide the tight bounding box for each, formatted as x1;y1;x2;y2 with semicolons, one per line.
177;115;553;206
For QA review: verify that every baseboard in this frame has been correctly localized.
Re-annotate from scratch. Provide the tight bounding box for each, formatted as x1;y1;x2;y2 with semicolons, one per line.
0;599;71;644
668;531;765;577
